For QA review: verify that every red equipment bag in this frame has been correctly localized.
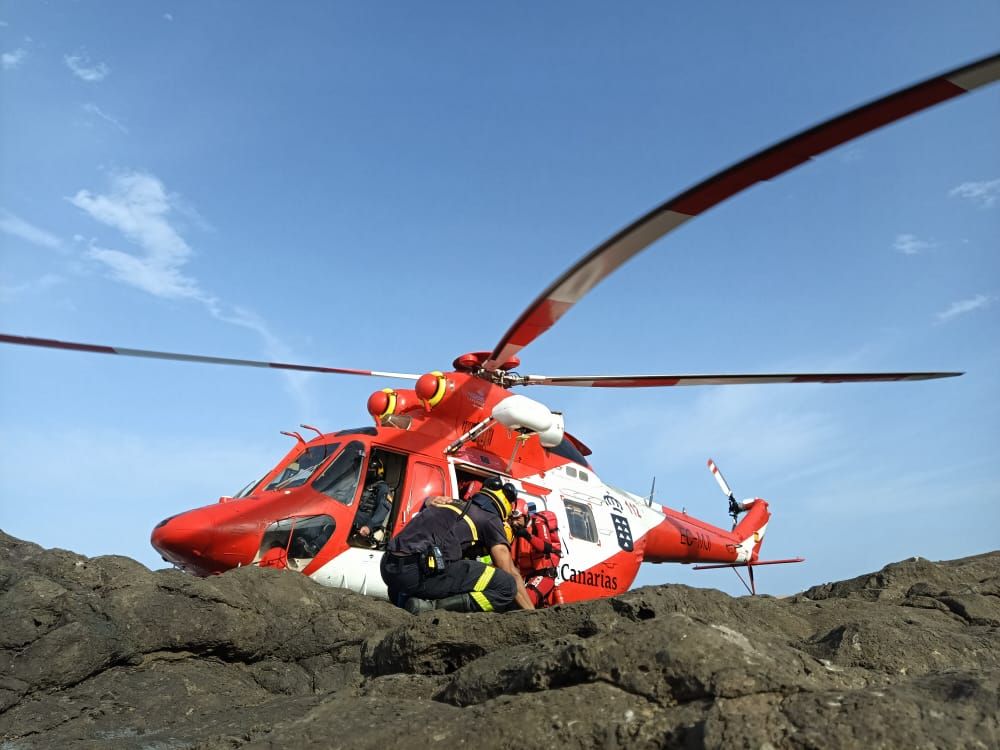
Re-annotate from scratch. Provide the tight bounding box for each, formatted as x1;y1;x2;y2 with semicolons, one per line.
515;510;563;574
533;511;562;559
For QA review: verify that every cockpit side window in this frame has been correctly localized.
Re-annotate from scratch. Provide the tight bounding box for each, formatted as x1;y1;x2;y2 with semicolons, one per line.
264;442;342;492
255;515;336;570
288;515;336;560
258;518;294;554
312;440;365;504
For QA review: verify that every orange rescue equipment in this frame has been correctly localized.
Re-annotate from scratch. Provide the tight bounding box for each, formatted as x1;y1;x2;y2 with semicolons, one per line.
415;371;448;410
367;388;398;420
513;510;563;607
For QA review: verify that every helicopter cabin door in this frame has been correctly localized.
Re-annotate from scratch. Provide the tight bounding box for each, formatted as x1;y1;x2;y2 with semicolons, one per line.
397;460;447;529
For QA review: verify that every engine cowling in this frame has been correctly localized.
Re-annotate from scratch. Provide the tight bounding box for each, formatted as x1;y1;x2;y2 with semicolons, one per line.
492;394;554;434
537;412;565;448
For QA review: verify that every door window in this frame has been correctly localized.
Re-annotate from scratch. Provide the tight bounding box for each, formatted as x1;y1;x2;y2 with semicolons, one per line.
401;461;447;524
564;499;598;543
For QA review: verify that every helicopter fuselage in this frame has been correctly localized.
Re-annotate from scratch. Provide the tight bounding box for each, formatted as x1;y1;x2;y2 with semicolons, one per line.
151;368;773;604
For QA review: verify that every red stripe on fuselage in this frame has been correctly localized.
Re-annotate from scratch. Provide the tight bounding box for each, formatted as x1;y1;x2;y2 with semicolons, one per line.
555;546;644;604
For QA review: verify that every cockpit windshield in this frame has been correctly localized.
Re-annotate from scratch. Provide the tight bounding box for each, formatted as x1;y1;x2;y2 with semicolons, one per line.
264;442;342;492
312;440;365;504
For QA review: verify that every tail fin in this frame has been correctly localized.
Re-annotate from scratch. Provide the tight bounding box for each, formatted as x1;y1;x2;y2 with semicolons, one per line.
695;502;804;594
732;498;770;562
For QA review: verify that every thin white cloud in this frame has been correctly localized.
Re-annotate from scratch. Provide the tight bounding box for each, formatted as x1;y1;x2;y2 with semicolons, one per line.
0;210;63;249
69;170;314;410
65;53;110;82
69;171;205;301
87;242;207;299
936;294;994;322
163;13;174;21
892;233;933;255
2;48;26;70
207;303;316;412
0;274;64;302
949;178;1000;208
83;102;129;134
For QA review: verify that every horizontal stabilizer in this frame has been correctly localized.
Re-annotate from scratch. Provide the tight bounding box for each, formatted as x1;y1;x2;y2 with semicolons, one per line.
693;557;805;570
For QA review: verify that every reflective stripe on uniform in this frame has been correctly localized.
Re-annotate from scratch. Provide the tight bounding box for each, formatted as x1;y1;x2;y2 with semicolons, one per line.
441;503;478;542
470;565;496;612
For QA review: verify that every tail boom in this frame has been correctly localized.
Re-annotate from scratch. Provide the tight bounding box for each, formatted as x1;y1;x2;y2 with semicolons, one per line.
642;498;772;565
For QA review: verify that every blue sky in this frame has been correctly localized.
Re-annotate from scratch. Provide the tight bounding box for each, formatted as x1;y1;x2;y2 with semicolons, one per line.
1;2;997;596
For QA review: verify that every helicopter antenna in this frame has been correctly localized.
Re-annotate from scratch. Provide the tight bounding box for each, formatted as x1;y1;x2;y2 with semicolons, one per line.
300;424;323;439
280;430;306;444
646;476;656;506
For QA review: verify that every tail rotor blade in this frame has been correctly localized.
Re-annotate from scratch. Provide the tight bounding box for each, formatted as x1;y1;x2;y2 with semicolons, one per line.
707;458;734;499
709;458;744;527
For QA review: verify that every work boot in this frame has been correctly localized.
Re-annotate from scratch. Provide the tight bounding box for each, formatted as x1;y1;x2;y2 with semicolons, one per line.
403;597;435;614
433;593;478;613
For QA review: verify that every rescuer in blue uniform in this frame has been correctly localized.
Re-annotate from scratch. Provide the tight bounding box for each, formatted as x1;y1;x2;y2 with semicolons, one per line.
380;477;534;613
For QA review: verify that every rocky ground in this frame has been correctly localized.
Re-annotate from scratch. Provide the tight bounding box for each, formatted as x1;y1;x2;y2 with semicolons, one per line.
0;530;997;749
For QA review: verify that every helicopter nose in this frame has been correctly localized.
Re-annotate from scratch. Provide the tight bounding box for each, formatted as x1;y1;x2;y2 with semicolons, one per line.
151;503;263;576
151;511;221;575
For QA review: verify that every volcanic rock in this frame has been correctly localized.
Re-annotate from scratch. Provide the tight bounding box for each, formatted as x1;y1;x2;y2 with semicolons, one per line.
0;531;996;749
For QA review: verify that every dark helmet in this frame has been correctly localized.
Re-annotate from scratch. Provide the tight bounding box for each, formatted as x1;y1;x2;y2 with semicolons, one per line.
501;482;517;504
482;476;518;519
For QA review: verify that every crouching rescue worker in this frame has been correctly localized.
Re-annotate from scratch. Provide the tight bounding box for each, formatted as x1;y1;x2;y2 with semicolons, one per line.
511;500;564;607
380;477;535;614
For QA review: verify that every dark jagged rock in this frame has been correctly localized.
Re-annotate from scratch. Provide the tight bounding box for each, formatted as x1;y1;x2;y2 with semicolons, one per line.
1;530;997;749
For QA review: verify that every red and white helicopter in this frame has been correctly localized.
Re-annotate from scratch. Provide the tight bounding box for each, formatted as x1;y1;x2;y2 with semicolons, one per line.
2;53;996;603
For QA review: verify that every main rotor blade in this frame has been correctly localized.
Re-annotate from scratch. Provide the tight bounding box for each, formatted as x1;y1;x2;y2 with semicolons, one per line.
485;52;1000;371
518;372;962;388
0;333;420;380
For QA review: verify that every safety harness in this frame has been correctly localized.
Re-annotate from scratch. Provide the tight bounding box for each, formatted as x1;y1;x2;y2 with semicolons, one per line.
440;502;478;543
